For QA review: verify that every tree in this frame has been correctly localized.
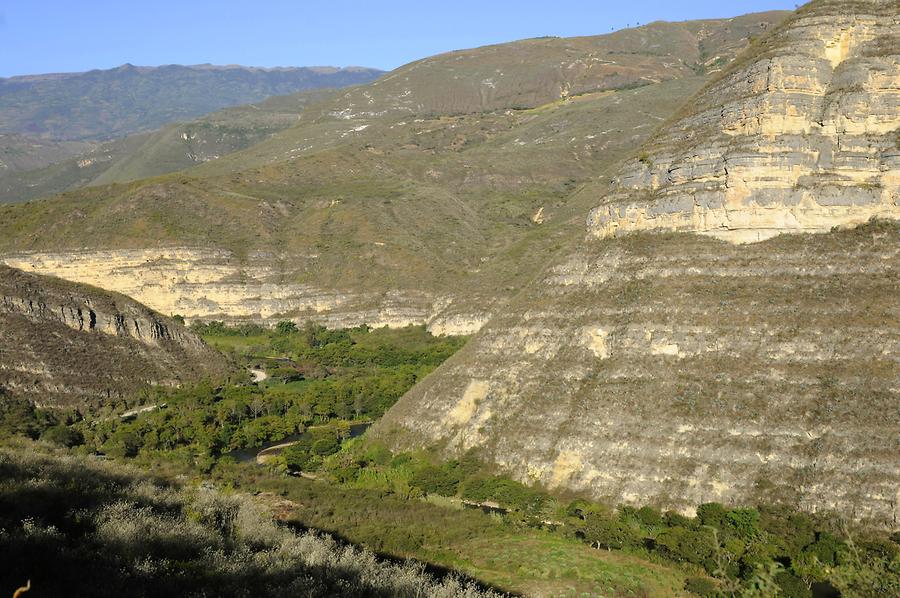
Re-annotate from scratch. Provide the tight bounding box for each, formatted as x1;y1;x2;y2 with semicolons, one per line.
41;424;84;448
276;321;298;335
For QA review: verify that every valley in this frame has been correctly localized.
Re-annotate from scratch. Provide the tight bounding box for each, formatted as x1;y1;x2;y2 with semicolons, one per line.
0;1;898;596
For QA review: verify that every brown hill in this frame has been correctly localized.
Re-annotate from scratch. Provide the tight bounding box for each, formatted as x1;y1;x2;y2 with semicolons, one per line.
0;265;230;408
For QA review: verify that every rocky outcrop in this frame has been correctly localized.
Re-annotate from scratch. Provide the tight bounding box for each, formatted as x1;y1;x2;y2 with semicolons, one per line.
376;221;900;524
1;248;488;335
588;0;899;242
0;265;230;408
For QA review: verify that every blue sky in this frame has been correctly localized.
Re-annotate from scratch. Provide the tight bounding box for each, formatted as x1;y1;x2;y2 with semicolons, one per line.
0;0;799;77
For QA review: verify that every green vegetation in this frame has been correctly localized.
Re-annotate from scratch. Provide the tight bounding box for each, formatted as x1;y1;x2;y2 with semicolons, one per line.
0;441;499;597
298;442;900;597
75;323;465;470
4;321;899;596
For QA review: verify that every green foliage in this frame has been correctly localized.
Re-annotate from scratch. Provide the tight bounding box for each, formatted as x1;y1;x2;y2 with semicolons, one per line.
275;320;298;335
656;525;716;566
74;325;464;468
0;393;54;439
582;512;642;550
684;576;719;597
725;508;760;539
410;465;462;496
0;442;499;598
41;424;84;448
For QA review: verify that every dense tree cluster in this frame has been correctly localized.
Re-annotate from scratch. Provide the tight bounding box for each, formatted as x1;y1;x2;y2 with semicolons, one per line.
77;324;464;469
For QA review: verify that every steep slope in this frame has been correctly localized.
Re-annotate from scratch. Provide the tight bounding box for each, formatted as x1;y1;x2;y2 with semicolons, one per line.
0;64;383;141
588;0;899;242
374;0;900;524
0;13;788;331
0;265;230;408
0;88;338;204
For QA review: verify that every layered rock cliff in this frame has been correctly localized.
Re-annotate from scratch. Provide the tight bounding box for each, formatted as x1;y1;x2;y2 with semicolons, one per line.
376;0;900;524
1;249;485;335
377;221;900;523
588;0;899;242
0;265;230;408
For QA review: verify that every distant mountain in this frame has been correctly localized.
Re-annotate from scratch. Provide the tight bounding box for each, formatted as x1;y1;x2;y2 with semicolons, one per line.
0;64;384;141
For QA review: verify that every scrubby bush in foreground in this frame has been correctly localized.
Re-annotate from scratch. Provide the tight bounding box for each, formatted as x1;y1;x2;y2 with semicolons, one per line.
0;441;502;597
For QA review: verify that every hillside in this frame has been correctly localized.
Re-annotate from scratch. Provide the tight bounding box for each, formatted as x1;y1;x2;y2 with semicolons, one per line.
0;265;230;409
0;134;95;173
0;88;338;204
0;12;789;333
374;0;900;523
0;63;383;141
0;442;500;598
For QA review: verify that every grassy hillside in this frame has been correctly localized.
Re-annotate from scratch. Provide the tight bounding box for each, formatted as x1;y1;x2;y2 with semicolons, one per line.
0;441;502;598
0;134;94;173
0;64;383;141
0;14;790;320
0;88;337;204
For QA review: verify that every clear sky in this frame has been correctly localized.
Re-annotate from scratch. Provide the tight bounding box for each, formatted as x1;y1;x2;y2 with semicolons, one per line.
0;0;799;78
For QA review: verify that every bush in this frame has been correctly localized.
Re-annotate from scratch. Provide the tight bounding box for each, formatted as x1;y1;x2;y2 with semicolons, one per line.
684;576;720;597
697;503;728;529
636;505;663;528
410;465;461;497
725;508;760;539
275;321;298;335
312;436;340;457
582;512;641;550
41;424;84;448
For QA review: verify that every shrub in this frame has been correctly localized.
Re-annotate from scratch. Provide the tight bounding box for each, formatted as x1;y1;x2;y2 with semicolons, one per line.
725;508;760;539
410;465;461;496
41;424;84;448
582;512;642;550
684;576;720;597
697;503;728;529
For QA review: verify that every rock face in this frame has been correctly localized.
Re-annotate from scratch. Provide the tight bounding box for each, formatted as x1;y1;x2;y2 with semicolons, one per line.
1;249;485;335
0;265;229;408
588;0;899;243
377;221;900;523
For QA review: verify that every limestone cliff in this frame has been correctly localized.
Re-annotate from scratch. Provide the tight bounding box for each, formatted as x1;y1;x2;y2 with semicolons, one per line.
1;249;485;335
376;221;900;523
588;0;899;242
0;265;230;408
375;0;900;524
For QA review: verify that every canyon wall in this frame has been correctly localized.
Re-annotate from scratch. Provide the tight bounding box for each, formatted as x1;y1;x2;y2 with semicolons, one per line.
0;265;229;408
588;0;899;243
376;0;900;524
376;221;900;523
1;249;488;335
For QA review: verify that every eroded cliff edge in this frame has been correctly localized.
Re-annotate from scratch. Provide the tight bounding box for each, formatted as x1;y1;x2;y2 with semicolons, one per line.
375;0;900;524
589;0;899;242
0;265;230;408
